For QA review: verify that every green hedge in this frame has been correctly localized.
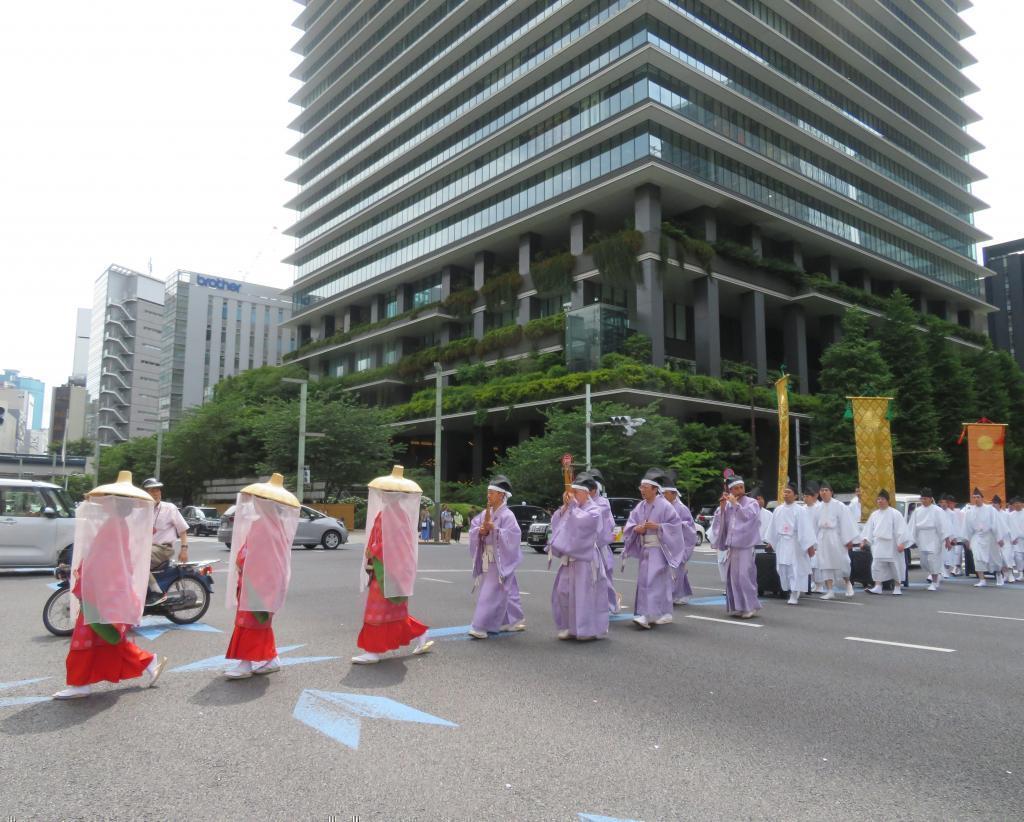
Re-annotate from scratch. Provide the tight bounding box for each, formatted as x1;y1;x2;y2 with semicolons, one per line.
480;271;523;311
588;229;643;287
530;251;575;296
661;222;714;273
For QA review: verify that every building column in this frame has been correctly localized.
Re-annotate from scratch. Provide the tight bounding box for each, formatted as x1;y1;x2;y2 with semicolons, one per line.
694;276;721;378
688;206;717;242
473;251;493;339
636;259;665;366
634;186;664;365
945;301;958;323
742;225;762;257
396;284;409;314
741;291;767;384
569;211;593;311
826;256;840;283
820;315;842;346
791;241;804;272
519;233;540;325
517;422;532;444
784;305;809;394
369;296;380;324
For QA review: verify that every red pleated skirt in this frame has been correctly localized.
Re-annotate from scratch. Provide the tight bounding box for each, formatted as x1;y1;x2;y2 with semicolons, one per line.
225;610;276;662
357;578;427;653
65;614;154;687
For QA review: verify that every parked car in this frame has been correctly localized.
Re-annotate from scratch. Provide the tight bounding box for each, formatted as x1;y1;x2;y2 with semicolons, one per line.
218;504;348;550
0;479;77;567
607;497;640;552
695;505;716;532
181;505;222;536
506;504;549;542
525;510;553;554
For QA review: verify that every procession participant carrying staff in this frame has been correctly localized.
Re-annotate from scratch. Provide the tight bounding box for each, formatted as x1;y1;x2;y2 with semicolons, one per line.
467;475;525;639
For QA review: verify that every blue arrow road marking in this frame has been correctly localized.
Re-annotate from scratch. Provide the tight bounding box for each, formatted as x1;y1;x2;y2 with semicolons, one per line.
0;677;51;692
579;814;644;822
168;644;335;673
293;689;457;750
45;581;61;591
0;696;52;708
689;595;727;606
426;624;515;642
133;617;223;641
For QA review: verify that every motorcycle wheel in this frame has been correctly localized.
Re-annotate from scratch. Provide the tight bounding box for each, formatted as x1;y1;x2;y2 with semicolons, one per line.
43;588;73;637
164;576;211;624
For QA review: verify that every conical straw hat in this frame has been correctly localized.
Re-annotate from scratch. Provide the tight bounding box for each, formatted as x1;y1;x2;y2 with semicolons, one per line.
240;472;301;508
87;470;153;502
368;465;421;493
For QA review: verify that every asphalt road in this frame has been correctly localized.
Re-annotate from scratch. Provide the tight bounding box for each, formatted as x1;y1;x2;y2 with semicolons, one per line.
1;536;1022;821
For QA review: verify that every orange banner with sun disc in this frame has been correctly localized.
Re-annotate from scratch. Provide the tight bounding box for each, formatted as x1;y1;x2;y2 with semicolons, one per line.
965;422;1007;502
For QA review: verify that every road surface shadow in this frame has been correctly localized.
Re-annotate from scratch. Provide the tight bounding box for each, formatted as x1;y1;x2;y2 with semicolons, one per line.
1;689;125;735
187;675;269;706
339;658;409;688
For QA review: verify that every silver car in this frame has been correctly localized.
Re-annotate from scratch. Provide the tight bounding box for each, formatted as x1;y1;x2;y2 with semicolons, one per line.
0;479;78;567
217;504;348;550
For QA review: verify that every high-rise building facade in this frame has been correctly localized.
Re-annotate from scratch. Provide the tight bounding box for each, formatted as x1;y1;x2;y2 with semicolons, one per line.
0;370;45;430
0;386;34;453
86;264;166;445
72;308;91;381
282;0;990;479
160;270;295;425
50;378;88;447
984;239;1024;369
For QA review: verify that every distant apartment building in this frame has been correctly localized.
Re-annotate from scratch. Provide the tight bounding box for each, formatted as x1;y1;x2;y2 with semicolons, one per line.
0;386;35;453
86;264;166;444
0;370;45;430
984;239;1024;368
160;270;295;425
50;377;88;446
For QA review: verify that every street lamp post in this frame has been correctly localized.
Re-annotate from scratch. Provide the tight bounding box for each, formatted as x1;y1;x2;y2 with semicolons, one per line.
282;377;311;503
433;362;443;542
584;383;646;466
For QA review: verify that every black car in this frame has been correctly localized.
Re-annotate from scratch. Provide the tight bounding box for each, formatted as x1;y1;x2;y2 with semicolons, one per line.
525;509;553;553
506;504;549;541
181;505;222;537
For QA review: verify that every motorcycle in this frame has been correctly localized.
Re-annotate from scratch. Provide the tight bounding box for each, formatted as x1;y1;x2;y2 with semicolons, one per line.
43;559;219;637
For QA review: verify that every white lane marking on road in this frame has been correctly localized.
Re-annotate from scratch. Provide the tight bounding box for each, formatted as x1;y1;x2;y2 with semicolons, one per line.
938;610;1024;622
417;569;472;573
420;577;454;584
692;586;724;593
844;637;955;653
685;615;763;628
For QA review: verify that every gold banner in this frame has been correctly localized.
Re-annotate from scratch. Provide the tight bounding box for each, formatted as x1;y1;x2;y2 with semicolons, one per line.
850;396;896;523
965;422;1007;502
776;375;790;504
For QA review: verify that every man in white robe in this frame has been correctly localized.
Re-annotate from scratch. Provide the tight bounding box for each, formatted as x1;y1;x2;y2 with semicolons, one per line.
1009;498;1024;582
764;483;815;605
803;484;823;592
814;481;859;598
907;488;951;591
754;490;773;546
861;490;909;595
940;494;965;577
963;488;1009;587
992;496;1016;582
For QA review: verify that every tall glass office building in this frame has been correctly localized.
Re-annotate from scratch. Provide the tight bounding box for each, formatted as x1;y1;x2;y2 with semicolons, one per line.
283;0;988;478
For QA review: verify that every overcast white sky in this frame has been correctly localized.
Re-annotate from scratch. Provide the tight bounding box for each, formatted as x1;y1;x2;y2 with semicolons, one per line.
0;1;1021;423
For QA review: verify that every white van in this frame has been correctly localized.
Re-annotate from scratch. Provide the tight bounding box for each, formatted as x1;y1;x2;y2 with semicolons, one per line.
0;479;78;567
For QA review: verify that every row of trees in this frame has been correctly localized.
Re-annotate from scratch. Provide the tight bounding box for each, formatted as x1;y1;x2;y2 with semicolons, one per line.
95;364;399;504
809;292;1024;495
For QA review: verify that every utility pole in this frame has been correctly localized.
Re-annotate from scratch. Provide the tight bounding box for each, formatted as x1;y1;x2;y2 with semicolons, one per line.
748;374;758;480
795;416;803;494
154;424;164;479
434;362;443;542
282;377;309;503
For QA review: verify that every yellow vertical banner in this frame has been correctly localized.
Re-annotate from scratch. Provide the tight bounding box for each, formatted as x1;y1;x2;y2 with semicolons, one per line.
963;422;1007;502
849;396;896;523
775;374;789;504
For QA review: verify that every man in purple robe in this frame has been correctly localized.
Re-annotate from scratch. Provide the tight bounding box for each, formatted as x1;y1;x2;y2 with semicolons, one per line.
468;476;524;638
711;475;763;619
622;468;686;629
548;476;610;641
660;470;698;606
580;468;619;613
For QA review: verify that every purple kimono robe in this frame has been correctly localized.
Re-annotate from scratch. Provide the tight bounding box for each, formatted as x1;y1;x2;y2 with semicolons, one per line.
469;505;524;632
669;499;699;601
549;498;610;639
590;492;618;612
711;495;762;614
622;495;685;619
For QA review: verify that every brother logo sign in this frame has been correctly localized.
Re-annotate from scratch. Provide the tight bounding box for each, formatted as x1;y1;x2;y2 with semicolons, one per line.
196;274;242;293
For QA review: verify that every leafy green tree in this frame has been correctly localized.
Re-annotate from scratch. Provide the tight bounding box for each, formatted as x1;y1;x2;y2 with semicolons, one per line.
493;402;683;506
98;435;158;485
667;450;721;507
51;438;94;457
879;291;947;483
924;317;977;494
808;309;893;489
252;394;400;500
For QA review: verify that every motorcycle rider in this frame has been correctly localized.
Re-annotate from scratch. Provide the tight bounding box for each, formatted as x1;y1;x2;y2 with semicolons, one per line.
141;477;189;606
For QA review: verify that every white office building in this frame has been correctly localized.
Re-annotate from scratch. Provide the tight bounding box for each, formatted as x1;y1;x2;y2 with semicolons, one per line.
161;270;295;425
86;264;166;444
